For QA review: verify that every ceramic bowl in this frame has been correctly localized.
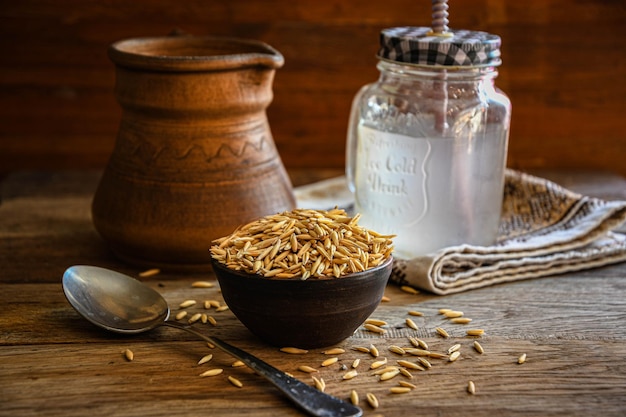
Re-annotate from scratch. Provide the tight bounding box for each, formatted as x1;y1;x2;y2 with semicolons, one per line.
211;256;393;349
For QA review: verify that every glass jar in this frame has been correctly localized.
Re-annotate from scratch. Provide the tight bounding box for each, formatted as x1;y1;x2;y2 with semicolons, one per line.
346;27;511;259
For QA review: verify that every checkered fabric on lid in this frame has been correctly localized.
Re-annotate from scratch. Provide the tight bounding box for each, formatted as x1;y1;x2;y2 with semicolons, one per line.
378;26;502;67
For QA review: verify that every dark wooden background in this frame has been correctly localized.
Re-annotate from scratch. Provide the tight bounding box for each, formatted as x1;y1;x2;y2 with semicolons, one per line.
1;0;625;177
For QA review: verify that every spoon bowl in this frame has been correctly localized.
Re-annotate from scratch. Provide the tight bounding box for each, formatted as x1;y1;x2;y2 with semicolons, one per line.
63;266;169;333
62;265;362;417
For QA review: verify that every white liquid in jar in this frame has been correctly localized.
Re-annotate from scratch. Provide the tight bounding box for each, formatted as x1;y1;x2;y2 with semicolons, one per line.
354;124;507;259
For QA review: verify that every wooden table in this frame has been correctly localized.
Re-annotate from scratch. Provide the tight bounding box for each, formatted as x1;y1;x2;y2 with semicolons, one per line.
1;170;625;417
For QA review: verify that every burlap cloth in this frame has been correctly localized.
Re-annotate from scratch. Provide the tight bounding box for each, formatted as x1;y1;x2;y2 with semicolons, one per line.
294;170;626;295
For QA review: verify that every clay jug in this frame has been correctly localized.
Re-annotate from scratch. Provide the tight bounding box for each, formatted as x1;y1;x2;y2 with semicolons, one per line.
92;35;296;270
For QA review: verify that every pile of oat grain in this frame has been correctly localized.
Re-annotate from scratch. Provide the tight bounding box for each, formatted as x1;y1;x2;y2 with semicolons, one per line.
210;208;394;279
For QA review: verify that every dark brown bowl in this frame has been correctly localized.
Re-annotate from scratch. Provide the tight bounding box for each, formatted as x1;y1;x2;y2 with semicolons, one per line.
211;256;393;349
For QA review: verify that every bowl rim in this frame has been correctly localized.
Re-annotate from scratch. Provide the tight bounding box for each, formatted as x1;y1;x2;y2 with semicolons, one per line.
211;255;393;284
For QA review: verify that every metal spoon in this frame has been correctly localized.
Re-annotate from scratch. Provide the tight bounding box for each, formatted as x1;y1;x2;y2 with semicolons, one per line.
62;265;362;417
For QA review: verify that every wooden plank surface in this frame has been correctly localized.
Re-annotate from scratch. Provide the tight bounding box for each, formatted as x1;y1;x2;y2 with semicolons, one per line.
1;0;625;176
1;170;626;417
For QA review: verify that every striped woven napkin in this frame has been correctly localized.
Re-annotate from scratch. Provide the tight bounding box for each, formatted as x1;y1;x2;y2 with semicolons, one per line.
294;170;626;295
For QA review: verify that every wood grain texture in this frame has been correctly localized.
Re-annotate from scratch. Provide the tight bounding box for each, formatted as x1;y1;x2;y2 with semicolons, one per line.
0;1;625;176
2;272;626;417
1;170;626;416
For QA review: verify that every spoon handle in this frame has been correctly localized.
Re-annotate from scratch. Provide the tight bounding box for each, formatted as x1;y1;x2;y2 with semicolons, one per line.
162;321;362;417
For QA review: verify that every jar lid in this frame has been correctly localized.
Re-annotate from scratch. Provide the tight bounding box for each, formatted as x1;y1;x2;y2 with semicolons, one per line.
378;26;502;68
